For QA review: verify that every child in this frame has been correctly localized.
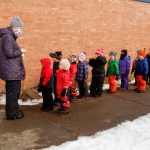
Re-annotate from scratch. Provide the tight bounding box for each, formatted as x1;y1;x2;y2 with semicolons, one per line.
38;58;54;111
135;50;148;93
89;48;107;97
106;51;119;93
49;51;62;106
146;49;150;85
119;49;131;90
56;59;71;115
76;52;89;99
68;55;78;103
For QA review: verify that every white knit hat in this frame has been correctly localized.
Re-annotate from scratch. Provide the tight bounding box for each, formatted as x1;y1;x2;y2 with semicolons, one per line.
60;59;70;71
78;52;86;61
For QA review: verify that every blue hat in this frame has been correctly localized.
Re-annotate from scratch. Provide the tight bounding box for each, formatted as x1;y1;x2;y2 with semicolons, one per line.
10;16;23;27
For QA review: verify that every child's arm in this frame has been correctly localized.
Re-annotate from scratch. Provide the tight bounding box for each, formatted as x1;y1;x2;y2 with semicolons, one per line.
83;62;88;81
42;69;53;86
89;58;95;67
126;56;131;74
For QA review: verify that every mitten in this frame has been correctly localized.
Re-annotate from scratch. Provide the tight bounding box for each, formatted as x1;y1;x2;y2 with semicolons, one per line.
143;75;147;81
116;75;120;81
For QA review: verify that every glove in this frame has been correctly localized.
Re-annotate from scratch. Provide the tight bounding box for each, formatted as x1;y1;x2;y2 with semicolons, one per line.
84;78;87;83
61;88;67;97
116;75;120;81
143;75;147;81
106;73;108;78
37;85;43;92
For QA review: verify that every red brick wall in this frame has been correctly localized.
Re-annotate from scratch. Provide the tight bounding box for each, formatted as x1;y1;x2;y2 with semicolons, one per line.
0;0;150;91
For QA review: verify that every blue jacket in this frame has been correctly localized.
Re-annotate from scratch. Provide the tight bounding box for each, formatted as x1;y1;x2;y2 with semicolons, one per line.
77;61;88;81
119;56;131;74
135;58;148;76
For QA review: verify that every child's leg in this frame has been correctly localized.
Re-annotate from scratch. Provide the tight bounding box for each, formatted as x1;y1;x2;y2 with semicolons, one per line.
96;77;104;96
108;75;117;92
137;75;146;91
83;81;89;97
42;88;53;110
120;74;124;89
90;77;97;96
121;74;128;89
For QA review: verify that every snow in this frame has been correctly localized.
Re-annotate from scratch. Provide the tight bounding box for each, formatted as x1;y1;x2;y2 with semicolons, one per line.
0;84;110;106
42;113;150;150
0;94;43;106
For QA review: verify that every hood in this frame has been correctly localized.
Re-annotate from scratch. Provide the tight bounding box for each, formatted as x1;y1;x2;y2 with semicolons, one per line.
0;27;17;39
40;58;51;69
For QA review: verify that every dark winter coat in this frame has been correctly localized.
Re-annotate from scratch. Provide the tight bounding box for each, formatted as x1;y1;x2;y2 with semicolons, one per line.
135;58;148;76
89;56;107;78
119;56;131;74
0;27;25;81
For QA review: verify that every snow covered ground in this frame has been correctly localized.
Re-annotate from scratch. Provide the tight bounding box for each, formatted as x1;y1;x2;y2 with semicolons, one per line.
42;113;150;150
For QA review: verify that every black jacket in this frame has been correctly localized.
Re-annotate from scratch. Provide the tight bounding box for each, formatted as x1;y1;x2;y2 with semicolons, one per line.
89;56;107;77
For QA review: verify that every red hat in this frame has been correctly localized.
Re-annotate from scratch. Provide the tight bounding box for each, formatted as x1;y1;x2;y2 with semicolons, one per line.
95;48;105;56
138;50;147;58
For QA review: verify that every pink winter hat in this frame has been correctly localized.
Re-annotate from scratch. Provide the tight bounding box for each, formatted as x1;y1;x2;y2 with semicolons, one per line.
95;48;105;56
78;52;86;61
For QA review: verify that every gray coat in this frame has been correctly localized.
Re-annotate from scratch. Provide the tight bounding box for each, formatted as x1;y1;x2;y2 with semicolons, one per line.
0;27;25;81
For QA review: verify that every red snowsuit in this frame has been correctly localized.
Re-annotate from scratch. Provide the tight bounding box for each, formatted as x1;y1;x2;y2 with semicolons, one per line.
40;58;53;86
56;69;71;108
69;63;78;97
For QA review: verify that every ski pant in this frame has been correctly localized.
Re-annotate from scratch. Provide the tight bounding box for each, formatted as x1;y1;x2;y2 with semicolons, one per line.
136;75;146;91
108;75;117;92
90;76;104;96
78;80;88;97
120;74;129;89
42;88;54;109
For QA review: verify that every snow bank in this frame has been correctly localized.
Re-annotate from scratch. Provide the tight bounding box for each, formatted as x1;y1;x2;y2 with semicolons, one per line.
42;113;150;150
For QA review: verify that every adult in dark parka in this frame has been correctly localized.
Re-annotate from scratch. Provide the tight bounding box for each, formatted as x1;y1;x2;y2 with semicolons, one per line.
0;16;26;120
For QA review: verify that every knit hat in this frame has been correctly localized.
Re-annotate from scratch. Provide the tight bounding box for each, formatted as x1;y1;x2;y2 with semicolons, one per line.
60;59;70;71
49;51;62;60
10;16;23;27
138;50;147;58
78;52;86;61
109;51;117;57
69;55;77;63
95;48;105;56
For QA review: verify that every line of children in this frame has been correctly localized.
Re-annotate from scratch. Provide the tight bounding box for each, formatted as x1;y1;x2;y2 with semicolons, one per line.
38;49;149;116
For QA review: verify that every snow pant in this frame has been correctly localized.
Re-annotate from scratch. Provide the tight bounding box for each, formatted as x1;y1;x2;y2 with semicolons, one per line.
134;73;137;85
108;75;117;92
5;80;21;118
70;79;78;97
90;76;105;96
78;80;88;97
120;74;129;89
53;74;59;104
59;96;70;108
136;75;146;91
42;88;54;109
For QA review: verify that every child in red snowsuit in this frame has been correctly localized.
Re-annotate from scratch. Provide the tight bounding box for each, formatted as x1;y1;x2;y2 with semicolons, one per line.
38;58;54;111
56;59;71;115
68;55;78;103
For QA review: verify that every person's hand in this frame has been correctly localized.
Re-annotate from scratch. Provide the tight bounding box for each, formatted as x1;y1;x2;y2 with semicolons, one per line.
143;75;147;81
21;49;26;57
116;75;120;81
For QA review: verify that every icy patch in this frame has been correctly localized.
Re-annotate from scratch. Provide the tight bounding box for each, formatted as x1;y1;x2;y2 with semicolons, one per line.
42;113;150;150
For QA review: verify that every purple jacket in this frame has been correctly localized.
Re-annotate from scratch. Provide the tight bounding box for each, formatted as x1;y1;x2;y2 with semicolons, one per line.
0;27;25;81
119;56;131;74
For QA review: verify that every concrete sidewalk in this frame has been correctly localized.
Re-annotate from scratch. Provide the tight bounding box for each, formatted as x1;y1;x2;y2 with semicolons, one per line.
0;85;150;150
